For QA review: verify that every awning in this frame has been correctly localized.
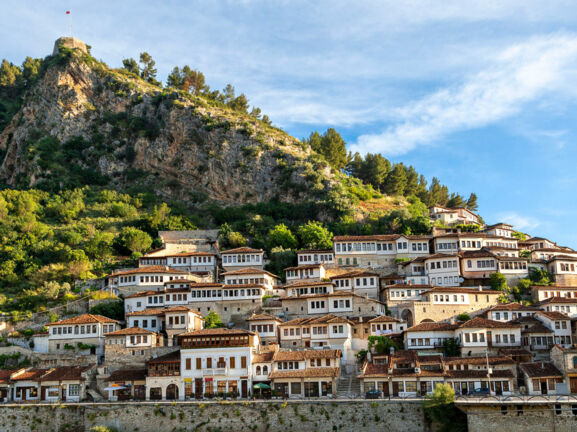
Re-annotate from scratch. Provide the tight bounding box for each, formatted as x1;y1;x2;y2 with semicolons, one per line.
103;385;127;391
253;383;271;389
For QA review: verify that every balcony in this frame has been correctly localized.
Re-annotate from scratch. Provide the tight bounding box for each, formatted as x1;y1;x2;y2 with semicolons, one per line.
203;368;228;376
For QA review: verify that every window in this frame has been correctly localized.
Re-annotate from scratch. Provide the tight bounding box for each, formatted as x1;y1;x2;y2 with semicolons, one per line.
68;384;80;396
186;358;191;370
241;356;247;368
196;358;202;369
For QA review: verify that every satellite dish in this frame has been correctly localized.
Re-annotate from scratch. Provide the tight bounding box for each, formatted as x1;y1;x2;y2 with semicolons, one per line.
458;277;465;283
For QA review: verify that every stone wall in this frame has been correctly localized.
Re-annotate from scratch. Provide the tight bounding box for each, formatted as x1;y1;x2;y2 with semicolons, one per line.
459;402;577;432
0;400;426;432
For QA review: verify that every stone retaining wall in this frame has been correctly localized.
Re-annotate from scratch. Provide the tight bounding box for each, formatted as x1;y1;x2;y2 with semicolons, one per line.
0;399;426;432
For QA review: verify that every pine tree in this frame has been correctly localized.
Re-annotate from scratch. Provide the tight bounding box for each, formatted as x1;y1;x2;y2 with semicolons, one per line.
304;129;348;171
446;193;465;208
166;66;183;88
139;52;158;85
384;164;407;196
122;58;139;75
466;193;479;212
0;59;21;87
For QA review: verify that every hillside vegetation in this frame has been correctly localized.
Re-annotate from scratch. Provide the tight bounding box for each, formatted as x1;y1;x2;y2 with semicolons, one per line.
0;39;478;317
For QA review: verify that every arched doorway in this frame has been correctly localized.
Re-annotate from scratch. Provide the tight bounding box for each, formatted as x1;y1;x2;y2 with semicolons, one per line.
166;384;179;400
401;309;414;327
420;318;434;323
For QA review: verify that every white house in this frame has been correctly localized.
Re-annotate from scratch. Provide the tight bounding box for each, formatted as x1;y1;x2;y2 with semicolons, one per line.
221;247;264;271
537;297;577;318
247;313;282;345
520;362;565;396
178;328;261;399
330;270;380;298
103;266;192;295
297;250;335;267
285;264;326;283
139;251;217;274
45;314;120;357
368;315;406;336
223;268;280;292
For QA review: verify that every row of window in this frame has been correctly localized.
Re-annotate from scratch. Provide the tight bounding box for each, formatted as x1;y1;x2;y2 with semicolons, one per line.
52;324;101;335
287;268;317;278
428;260;458;270
559;263;577;272
222;254;261;264
170;256;213;264
500;261;528;270
466;259;495;269
291;286;329;296
184;356;248;370
225;277;268;285
251;324;275;334
430;276;459;286
299;254;333;263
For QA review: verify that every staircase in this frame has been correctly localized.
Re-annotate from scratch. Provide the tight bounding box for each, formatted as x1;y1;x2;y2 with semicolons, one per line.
336;373;362;398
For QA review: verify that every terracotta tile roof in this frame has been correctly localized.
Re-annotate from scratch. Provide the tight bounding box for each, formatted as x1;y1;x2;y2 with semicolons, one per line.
46;314;119;326
329;270;379;279
221;247;263;254
273;349;341;361
11;369;49;381
358;363;446;379
40;365;93;382
447;369;514;379
284;264;323;271
0;370;17;384
537;297;577;305
125;291;157;299
268;367;340;379
547;255;577;263
444;356;515;366
457;317;520;329
125;308;166;317
488;303;540;311
223;268;279;278
522;323;553;334
281;291;385;304
531;285;577;290
520;362;563;378
283;280;334;288
110;265;189;277
279;314;353;326
333;235;400;242
105;327;156;337
537;311;571;320
143;251;215;258
247;313;282;322
423;287;500;295
406;322;459;332
253;352;275;363
459;250;497;259
107;369;147;382
147;351;181;364
178;328;255;337
368;316;403;323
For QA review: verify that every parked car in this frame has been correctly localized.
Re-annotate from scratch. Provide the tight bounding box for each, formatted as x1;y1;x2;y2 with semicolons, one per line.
365;389;381;399
469;387;491;396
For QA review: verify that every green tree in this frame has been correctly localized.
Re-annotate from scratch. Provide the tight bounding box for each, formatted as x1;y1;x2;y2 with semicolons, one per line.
456;313;471;322
0;59;21;86
384;164;408;196
304;128;348;171
166;66;183;88
442;338;461;357
267;224;298;250
423;383;466;432
90;301;124;321
205;310;224;328
446;193;465;208
466;192;478;212
265;247;296;281
489;272;508;292
122;58;139;75
139;52;158;85
297;221;333;250
117;227;152;255
21;57;42;84
367;336;400;354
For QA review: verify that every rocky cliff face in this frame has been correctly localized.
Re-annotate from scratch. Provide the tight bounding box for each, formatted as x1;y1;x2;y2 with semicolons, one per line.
0;41;339;207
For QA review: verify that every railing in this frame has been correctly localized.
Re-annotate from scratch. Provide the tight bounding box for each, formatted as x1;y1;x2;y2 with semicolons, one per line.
203;368;228;376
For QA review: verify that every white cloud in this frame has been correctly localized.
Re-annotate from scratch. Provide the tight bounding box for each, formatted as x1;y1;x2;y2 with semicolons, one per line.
497;212;540;231
350;33;577;156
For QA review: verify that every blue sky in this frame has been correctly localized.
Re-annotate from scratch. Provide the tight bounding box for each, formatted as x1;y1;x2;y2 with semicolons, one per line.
2;1;577;246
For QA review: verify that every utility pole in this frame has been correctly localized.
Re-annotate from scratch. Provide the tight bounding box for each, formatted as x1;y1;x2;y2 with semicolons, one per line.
486;350;493;395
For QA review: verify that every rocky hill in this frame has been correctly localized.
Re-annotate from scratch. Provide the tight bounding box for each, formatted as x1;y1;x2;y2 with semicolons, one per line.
0;38;357;214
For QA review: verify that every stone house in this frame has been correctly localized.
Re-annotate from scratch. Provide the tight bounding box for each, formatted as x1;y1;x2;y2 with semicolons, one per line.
281;291;387;319
519;362;565;395
45;314;120;357
268;349;341;398
145;350;182;400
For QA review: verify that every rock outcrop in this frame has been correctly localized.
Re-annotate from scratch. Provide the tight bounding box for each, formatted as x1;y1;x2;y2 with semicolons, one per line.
0;39;341;208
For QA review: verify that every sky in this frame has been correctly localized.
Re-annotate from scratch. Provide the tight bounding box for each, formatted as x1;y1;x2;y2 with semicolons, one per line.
1;1;577;246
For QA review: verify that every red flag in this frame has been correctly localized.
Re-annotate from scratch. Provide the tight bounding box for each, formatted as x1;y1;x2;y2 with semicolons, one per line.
66;11;70;14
